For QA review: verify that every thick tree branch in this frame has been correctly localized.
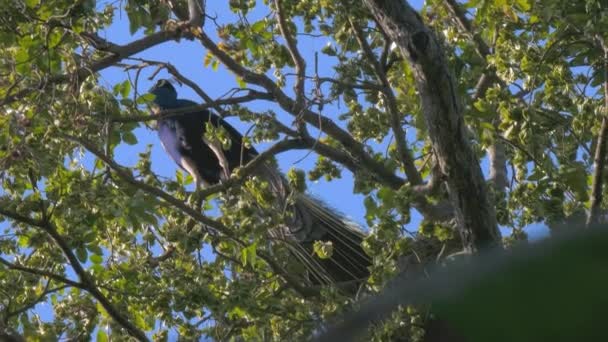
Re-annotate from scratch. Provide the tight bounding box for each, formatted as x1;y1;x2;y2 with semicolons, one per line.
0;207;43;229
487;142;508;190
587;45;608;226
363;0;500;251
187;0;205;27
194;31;407;187
587;116;608;226
188;29;453;220
442;0;508;191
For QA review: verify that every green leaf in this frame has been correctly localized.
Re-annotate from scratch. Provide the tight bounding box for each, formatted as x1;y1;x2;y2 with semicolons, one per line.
128;10;142;35
240;243;258;266
229;306;247;319
122;131;138;145
76;247;88;263
24;0;40;8
287;168;307;193
515;0;531;11
87;244;103;256
94;158;105;170
18;235;29;247
251;20;266;33
134;313;149;330
204;52;213;67
96;330;109;342
175;169;184;185
136;93;155;104
90;254;103;264
377;187;395;206
113;80;131;98
14;49;29;74
313;240;333;259
321;42;336;56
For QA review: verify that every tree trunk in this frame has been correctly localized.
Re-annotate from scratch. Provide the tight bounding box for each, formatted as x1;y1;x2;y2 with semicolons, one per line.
362;0;500;252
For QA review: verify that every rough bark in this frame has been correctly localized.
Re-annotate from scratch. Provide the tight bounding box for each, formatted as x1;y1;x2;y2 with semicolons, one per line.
488;142;508;190
587;45;608;227
362;0;500;252
443;0;509;192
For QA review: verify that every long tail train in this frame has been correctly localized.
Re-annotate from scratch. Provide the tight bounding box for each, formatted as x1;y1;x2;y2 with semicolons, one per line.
256;163;371;290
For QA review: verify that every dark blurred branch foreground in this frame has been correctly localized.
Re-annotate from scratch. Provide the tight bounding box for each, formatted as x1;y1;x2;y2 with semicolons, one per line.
318;224;608;341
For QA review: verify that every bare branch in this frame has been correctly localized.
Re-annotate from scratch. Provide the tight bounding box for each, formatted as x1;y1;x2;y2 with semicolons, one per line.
275;0;306;114
443;0;491;58
112;91;273;123
126;57;234;117
0;256;83;289
0;205;149;340
63;134;321;297
194;30;407;189
5;284;71;320
312;76;383;91
349;18;422;185
471;71;496;102
1;29;182;106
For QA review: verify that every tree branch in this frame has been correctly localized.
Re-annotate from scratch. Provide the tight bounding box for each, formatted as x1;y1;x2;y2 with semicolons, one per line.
314;76;383;91
125;57;234;117
63;134;320;297
0;206;149;341
112;91;273;123
190;30;453;220
363;0;500;251
443;0;491;58
1;29;182;106
442;0;508;191
349;18;422;185
275;0;306;115
587;44;608;227
0;256;83;289
5;283;70;320
194;30;407;188
44;222;148;340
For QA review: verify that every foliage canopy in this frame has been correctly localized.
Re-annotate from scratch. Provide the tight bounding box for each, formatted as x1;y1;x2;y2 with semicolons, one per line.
0;0;607;340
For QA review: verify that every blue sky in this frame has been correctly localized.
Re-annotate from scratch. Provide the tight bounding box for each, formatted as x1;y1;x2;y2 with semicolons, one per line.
96;0;548;238
5;0;551;338
97;1;412;228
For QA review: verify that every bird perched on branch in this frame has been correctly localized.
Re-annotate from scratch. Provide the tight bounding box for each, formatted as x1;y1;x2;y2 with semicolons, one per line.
149;79;371;290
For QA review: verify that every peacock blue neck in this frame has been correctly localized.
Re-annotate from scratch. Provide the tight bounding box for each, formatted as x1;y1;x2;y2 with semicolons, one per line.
150;85;178;109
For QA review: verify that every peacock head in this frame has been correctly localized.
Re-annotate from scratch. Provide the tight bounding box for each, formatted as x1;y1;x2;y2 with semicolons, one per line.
149;79;178;108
